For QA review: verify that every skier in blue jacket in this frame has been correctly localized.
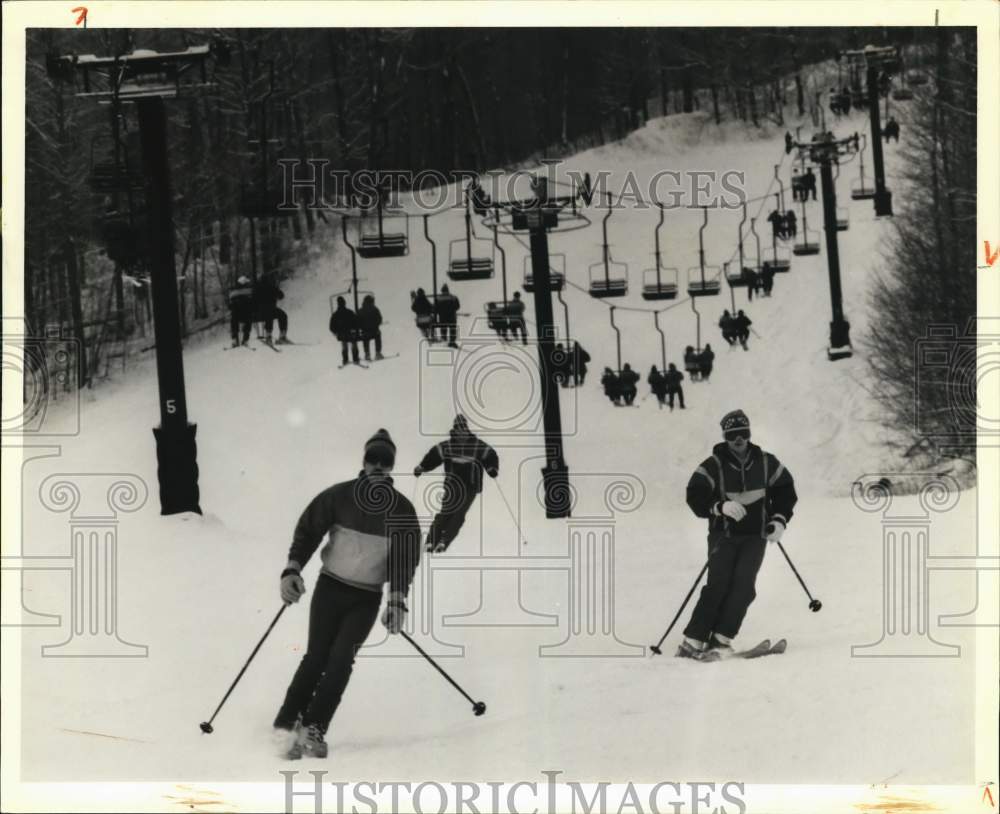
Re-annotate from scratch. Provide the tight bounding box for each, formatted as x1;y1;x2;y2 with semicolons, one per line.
677;409;798;659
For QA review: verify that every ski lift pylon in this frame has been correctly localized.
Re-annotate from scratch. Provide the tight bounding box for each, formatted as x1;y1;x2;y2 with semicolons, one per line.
523;254;565;292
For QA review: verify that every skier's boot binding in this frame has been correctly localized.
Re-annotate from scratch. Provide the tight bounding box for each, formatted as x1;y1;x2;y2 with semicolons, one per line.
708;633;734;656
287;724;328;760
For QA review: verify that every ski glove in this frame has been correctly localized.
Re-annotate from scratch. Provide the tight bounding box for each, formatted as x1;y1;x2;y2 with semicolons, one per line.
280;568;306;604
486;466;499;478
765;519;786;543
715;500;747;521
413;466;423;477
382;599;407;634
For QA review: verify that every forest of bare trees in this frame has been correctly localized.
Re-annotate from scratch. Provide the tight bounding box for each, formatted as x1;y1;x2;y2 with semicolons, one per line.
23;26;941;397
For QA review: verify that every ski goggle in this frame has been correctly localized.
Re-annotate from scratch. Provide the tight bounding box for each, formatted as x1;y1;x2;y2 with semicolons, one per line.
364;448;395;468
724;429;750;441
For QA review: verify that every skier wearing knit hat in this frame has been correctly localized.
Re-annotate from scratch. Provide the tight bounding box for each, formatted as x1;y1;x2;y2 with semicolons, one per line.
677;409;798;659
274;428;421;758
414;415;499;552
228;275;255;347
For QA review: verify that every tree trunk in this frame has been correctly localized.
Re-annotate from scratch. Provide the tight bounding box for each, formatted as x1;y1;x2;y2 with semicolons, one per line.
711;83;721;124
452;56;488;168
682;63;694;113
65;239;87;388
795;73;805;116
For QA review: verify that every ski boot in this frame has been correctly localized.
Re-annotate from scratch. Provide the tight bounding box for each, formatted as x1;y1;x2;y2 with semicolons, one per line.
231;338;240;348
675;637;708;659
276;332;291;345
707;634;734;658
286;723;328;760
375;352;384;360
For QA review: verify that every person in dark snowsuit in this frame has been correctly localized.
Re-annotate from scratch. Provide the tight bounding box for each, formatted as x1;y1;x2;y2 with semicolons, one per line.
434;284;461;348
572;341;591;386
734;310;753;350
804;168;817;201
619;363;640;406
415;415;499;553
255;273;289;344
274;429;420;758
506;291;528;345
601;367;622;405
698;344;715;382
228;275;255;347
883;117;900;143
664;363;685;410
329;296;360;366
411;289;436;341
718;311;736;347
553;343;573;388
684;346;701;381
760;263;775;297
648;366;668;408
784;209;797;238
767;209;785;241
357;294;384;361
677;410;798;659
742;267;757;301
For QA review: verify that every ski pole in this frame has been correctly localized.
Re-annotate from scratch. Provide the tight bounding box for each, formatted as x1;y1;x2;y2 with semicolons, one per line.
750;327;762;339
649;556;712;655
401;631;486;716
776;541;822;611
492;478;528;546
200;604;288;733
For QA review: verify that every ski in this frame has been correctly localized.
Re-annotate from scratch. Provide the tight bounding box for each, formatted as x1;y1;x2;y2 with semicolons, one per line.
698;639;772;662
337;362;369;370
363;353;400;363
224;344;256;352
258;338;282;353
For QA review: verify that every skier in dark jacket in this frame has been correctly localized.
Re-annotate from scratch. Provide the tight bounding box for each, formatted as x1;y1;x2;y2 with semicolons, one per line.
698;344;715;381
434;284;461;348
506;291;528;345
684;346;701;381
601;367;622;405
883;117;900;143
554;343;573;387
760;263;776;297
619;363;640;405
572;341;591;386
664;363;685;410
228;275;254;347
677;410;798;659
415;415;499;552
718;311;736;347
648;366;668;408
274;429;421;758
784;209;797;238
255;273;289;345
329;296;360;366
411;288;436;341
357;294;384;361
734;310;753;350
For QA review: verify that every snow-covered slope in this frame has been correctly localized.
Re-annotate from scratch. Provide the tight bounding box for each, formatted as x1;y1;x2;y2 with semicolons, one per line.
13;107;980;786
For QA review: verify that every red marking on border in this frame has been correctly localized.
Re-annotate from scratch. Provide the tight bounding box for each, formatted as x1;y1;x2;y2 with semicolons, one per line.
985;241;999;267
72;6;87;26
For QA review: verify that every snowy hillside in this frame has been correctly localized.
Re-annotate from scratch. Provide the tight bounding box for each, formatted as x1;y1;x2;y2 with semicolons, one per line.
12;106;981;792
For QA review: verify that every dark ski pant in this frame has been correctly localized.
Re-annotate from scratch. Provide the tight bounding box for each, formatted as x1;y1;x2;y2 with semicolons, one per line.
667;387;684;409
362;330;382;359
509;319;528;344
339;339;359;365
684;534;767;642
438;321;458;345
231;313;252;343
275;574;381;734
263;307;288;336
426;483;478;551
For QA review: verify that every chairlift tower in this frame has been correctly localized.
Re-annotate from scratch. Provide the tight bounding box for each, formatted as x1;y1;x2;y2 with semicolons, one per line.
494;175;591;519
791;132;860;361
840;45;901;217
47;41;230;514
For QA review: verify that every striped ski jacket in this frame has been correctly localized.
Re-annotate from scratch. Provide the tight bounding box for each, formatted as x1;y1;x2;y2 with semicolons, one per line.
686;442;797;539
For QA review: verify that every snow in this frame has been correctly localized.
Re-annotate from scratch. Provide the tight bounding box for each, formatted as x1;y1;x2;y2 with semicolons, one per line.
8;106;985;793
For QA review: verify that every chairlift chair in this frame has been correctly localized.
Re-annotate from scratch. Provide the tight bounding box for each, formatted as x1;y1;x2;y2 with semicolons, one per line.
891;86;913;101
588;194;628;298
725;264;749;288
763;246;792;273
641;204;678;300
851;180;876;201
906;70;928;86
642;268;679;300
358;206;409;258
836;207;850;231
523;254;565;292
687;266;721;297
792;228;821;256
447;212;495;280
